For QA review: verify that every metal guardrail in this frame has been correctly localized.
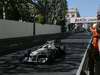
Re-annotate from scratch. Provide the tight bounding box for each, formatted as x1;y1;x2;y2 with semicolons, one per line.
76;38;92;75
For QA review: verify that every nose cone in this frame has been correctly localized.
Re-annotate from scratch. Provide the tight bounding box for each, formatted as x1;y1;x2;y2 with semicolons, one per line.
30;51;38;56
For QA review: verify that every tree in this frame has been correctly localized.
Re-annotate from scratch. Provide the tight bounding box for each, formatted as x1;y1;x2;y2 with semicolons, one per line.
31;0;67;25
5;0;20;20
55;0;67;25
31;0;49;23
0;0;68;26
0;0;32;21
0;0;3;19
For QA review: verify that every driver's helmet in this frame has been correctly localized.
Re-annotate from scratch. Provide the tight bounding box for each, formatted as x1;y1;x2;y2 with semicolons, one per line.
92;23;97;29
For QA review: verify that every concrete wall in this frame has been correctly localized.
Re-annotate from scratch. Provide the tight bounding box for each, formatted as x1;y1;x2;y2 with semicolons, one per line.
35;23;61;35
0;20;61;39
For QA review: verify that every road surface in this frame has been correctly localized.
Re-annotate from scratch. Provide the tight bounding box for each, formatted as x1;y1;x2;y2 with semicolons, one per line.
0;32;91;75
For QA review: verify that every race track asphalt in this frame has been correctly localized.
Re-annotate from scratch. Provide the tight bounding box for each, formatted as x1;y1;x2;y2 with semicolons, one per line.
0;32;91;75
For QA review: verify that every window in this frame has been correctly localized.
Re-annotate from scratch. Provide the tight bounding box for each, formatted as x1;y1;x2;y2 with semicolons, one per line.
72;14;75;17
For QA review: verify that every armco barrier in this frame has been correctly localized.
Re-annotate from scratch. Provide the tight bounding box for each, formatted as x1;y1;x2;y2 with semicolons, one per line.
76;38;92;75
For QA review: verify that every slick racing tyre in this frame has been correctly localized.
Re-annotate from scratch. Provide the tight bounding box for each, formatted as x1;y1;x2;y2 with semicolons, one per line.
37;55;48;64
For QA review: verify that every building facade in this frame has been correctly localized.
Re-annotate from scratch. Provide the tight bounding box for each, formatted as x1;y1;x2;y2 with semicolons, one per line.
66;8;80;18
65;8;81;31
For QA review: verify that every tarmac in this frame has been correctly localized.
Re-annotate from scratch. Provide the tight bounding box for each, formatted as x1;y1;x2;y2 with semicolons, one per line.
0;32;91;75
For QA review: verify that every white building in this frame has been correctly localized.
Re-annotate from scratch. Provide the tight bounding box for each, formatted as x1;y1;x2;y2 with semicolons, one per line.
66;8;80;18
65;8;81;31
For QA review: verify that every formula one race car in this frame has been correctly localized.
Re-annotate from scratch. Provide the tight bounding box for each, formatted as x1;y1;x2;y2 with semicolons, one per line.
21;40;65;64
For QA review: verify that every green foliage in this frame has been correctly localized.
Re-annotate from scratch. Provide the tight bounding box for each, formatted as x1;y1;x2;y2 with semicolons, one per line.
0;0;68;25
32;0;49;23
0;0;32;21
36;15;45;24
0;1;3;19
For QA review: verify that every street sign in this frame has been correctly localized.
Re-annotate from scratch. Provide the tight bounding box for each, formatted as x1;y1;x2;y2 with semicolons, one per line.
70;17;97;23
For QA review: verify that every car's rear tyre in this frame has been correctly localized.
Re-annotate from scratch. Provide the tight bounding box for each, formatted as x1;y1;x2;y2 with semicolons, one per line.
38;58;48;64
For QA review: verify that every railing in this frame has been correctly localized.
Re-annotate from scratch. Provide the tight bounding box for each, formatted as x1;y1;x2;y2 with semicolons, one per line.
76;38;92;75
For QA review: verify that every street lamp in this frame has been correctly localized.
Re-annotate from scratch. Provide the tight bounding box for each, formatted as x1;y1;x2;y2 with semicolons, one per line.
33;14;35;37
32;0;38;39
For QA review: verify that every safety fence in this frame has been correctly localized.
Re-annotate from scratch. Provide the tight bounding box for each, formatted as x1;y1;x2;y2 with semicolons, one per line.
76;38;92;75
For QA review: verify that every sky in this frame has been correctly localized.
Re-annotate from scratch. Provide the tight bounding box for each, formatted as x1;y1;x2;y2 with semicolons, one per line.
67;0;100;17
